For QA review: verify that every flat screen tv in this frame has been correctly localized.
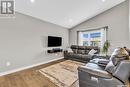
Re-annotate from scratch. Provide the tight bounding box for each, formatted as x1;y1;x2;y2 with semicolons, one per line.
48;36;62;47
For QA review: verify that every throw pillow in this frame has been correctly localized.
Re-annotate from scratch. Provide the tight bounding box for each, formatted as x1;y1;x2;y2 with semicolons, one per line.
88;49;97;55
110;47;129;65
111;56;128;66
67;48;73;53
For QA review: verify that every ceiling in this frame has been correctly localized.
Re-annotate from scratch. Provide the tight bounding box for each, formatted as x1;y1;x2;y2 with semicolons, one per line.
15;0;125;29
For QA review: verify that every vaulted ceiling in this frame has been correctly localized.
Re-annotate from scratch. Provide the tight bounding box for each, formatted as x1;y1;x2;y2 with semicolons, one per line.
15;0;125;29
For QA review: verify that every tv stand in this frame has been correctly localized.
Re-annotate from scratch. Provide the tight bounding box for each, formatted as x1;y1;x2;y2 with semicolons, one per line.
47;48;63;53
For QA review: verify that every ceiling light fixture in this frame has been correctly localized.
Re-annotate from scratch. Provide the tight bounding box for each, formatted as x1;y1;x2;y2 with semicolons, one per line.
102;0;106;2
69;19;73;23
30;0;35;3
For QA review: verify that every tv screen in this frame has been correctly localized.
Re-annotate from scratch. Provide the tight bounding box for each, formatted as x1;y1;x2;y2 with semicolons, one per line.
48;36;62;47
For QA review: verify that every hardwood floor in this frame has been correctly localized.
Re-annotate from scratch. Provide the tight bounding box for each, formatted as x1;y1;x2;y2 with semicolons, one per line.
0;59;75;87
0;59;129;87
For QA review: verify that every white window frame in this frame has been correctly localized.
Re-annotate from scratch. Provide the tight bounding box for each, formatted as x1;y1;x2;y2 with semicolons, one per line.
77;27;108;48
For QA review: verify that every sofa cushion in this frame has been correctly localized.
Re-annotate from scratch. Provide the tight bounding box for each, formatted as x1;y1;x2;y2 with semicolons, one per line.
90;58;109;67
77;50;86;54
78;46;86;50
66;53;81;59
73;54;82;59
71;45;78;49
86;46;96;50
65;52;74;57
82;55;92;60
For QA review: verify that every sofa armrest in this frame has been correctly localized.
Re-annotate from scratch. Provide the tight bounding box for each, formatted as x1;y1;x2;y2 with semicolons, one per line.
78;63;112;79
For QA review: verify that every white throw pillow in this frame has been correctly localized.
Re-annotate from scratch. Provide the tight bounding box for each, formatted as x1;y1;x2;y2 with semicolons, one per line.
67;48;73;53
88;49;97;55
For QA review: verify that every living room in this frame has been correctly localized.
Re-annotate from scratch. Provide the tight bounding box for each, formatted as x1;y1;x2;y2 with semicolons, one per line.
0;0;130;87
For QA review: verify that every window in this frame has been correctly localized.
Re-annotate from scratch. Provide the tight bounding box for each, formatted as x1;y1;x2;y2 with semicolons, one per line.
78;28;107;47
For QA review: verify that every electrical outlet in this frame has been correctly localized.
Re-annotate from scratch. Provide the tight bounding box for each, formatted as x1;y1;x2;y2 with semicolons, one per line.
6;62;11;67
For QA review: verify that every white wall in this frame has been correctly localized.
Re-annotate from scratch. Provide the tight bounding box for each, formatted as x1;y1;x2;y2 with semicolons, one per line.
129;0;130;46
70;1;129;53
0;12;69;73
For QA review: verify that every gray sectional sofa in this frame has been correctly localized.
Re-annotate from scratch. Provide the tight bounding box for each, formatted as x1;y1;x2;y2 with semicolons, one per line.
64;45;100;63
78;47;130;87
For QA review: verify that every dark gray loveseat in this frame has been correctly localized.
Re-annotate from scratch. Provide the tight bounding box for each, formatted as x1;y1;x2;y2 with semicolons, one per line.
64;45;100;63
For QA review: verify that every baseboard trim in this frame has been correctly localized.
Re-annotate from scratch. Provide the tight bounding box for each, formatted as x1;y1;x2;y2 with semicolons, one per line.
0;57;64;76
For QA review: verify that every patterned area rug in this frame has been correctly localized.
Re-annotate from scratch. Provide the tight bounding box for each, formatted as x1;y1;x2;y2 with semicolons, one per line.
39;60;85;87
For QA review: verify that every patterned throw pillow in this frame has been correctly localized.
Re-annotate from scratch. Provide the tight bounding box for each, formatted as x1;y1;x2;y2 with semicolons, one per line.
111;56;128;66
110;47;129;66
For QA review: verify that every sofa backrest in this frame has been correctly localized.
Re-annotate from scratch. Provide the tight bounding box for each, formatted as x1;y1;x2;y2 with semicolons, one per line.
71;45;78;53
113;60;130;83
70;45;100;54
105;47;130;83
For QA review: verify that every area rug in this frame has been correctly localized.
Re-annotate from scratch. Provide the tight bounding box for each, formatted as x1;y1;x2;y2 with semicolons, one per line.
39;60;85;87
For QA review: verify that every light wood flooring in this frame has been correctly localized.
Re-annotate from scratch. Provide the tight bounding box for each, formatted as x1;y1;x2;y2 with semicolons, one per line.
0;59;78;87
0;59;129;87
